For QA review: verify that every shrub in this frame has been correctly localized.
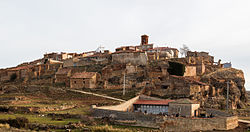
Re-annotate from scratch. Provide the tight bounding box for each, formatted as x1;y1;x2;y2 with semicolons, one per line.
167;61;185;76
0;117;29;129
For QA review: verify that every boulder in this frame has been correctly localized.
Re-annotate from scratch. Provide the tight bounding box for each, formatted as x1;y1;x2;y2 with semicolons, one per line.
201;68;247;109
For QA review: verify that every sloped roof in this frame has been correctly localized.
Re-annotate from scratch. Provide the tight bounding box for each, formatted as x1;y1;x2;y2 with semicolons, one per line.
71;72;97;79
56;68;71;75
133;100;174;105
169;99;198;104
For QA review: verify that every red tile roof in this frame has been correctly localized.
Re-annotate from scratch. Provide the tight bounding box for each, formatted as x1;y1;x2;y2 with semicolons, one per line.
71;72;97;79
133;100;174;105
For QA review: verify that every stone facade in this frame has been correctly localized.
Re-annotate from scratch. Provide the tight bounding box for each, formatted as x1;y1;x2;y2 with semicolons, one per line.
147;47;179;60
70;72;100;89
44;52;62;61
92;108;238;131
162;116;238;131
112;51;148;66
187;51;214;65
55;68;72;87
184;65;196;77
168;99;200;117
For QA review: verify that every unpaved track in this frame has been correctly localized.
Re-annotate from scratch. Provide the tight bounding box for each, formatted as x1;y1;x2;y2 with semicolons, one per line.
68;89;126;102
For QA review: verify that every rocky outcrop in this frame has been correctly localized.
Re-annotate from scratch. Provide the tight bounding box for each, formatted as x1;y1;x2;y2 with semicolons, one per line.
201;68;247;109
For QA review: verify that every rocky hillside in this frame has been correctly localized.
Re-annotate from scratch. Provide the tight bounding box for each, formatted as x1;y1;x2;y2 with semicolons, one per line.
201;68;247;109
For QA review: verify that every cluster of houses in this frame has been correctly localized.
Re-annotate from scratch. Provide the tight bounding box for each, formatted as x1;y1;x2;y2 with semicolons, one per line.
0;35;232;91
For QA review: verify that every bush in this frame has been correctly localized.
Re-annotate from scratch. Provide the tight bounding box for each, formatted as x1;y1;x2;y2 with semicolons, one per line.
0;117;29;129
10;73;17;81
167;61;185;76
9;117;29;128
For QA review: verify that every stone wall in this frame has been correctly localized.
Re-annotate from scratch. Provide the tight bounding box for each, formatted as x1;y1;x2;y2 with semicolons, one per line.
92;109;238;131
184;66;196;77
91;108;163;128
112;52;148;66
162;116;238;131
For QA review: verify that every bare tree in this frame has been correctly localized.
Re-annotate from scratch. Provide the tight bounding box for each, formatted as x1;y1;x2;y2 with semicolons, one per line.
180;44;190;57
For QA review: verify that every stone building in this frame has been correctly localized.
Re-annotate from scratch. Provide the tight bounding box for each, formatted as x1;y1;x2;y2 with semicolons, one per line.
70;72;100;89
136;35;154;51
115;46;136;52
133;100;174;114
147;47;179;60
186;51;214;65
112;51;148;66
61;52;78;60
55;68;72;86
44;52;63;61
168;99;200;117
184;65;197;77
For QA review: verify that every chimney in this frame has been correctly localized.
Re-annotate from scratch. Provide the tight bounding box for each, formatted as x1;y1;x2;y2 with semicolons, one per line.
141;35;149;45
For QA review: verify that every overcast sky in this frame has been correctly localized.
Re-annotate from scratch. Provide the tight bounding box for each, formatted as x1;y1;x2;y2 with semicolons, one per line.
0;0;249;90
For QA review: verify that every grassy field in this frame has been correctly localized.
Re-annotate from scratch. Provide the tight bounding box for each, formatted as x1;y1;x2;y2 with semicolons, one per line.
0;113;81;125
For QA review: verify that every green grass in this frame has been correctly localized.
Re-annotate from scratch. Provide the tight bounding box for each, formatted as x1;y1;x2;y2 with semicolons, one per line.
0;113;81;125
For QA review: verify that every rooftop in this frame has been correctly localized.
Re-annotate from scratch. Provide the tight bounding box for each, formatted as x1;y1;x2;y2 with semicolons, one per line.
133;99;174;105
169;99;199;104
71;72;97;79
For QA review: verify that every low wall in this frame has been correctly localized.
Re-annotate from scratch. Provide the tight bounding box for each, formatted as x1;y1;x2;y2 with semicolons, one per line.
92;108;238;131
91;109;163;128
162;116;238;131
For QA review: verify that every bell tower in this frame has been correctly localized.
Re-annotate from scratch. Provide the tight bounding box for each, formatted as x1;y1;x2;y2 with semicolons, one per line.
141;34;149;45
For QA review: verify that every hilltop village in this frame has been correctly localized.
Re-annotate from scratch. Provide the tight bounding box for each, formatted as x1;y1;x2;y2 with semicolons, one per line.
0;35;249;131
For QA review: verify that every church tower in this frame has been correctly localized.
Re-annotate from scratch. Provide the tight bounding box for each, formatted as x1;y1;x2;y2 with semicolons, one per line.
141;34;149;45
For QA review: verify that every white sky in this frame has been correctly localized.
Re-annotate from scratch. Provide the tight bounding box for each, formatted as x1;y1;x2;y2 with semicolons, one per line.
0;0;249;90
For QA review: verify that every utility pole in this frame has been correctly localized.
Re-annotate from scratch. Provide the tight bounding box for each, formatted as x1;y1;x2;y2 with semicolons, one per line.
226;81;230;110
123;71;126;96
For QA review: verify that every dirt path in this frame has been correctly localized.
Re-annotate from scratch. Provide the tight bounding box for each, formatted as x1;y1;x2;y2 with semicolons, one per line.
94;96;139;111
68;89;126;102
238;119;250;124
